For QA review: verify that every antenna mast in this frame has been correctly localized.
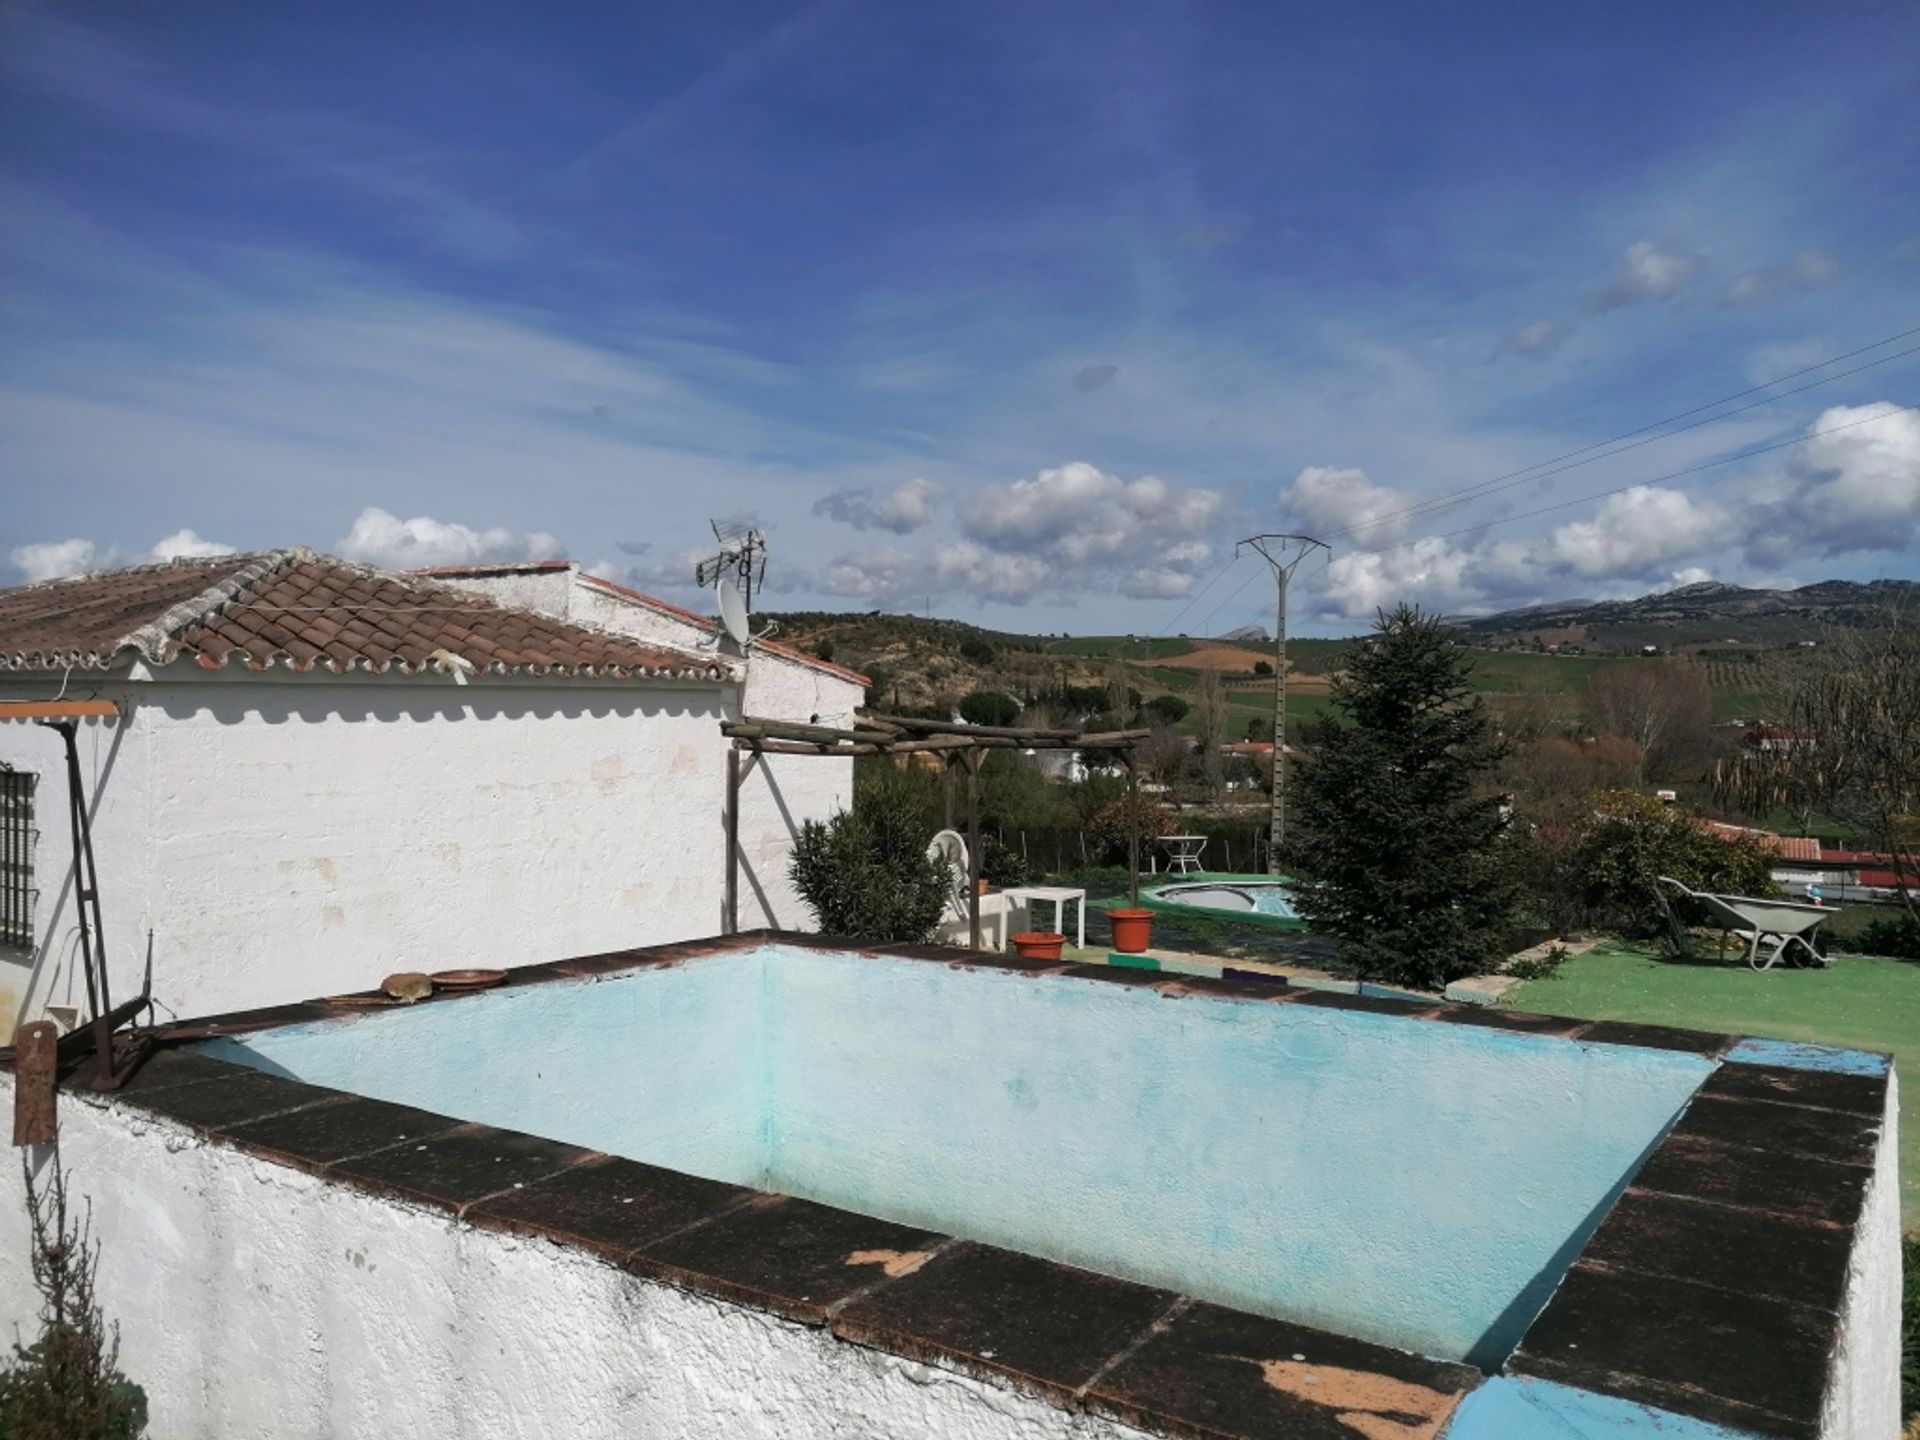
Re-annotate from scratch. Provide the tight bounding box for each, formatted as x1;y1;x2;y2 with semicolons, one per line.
1238;533;1329;871
694;520;767;609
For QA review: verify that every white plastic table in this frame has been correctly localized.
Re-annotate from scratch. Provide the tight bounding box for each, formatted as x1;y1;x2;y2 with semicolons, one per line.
1001;886;1088;949
1158;835;1207;874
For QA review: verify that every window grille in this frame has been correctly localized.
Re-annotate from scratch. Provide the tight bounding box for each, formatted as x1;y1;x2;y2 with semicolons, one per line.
0;770;36;949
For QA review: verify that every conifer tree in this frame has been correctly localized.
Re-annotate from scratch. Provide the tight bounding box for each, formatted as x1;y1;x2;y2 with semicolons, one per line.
1283;605;1520;988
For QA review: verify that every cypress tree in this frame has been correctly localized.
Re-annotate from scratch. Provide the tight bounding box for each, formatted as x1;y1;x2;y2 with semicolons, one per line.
1283;604;1519;989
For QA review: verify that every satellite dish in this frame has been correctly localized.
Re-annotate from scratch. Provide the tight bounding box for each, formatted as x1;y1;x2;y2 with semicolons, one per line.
716;577;751;646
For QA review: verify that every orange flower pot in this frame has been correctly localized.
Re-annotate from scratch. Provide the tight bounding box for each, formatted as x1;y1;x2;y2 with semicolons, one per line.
1107;908;1154;954
1011;931;1066;963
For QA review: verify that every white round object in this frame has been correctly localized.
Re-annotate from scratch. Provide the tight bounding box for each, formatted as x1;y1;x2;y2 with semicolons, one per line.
716;577;750;645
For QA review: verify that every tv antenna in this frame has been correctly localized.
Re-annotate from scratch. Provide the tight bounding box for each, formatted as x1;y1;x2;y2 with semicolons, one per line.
1239;533;1329;869
694;519;767;610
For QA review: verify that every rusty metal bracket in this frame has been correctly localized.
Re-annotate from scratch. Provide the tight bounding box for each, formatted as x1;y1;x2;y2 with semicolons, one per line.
13;1021;57;1146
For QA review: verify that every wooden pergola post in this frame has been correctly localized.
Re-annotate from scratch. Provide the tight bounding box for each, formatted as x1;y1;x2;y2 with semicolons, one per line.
963;749;984;949
724;746;741;934
1124;753;1140;907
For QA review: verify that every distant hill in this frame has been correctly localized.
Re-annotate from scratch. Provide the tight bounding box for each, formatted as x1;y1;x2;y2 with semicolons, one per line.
1447;579;1919;650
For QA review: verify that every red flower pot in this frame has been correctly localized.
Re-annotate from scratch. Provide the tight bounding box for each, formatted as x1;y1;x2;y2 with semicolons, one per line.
1108;908;1154;954
1011;931;1066;963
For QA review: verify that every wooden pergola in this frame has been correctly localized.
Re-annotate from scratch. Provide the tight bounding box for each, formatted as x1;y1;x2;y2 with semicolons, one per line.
721;713;1150;949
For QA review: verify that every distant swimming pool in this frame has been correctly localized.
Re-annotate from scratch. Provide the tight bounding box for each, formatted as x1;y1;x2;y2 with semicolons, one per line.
1146;876;1304;926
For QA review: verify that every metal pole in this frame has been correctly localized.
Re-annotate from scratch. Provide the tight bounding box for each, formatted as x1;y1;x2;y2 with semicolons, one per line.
1237;534;1327;874
1271;563;1288;871
1126;755;1140;907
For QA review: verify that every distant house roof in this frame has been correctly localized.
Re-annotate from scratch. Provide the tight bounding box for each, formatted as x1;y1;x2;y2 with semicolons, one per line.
0;550;728;683
1697;819;1822;863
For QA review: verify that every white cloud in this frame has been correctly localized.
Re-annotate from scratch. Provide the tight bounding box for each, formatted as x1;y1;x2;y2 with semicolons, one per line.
1498;318;1572;360
336;507;564;570
1121;566;1200;599
1538;485;1728;577
928;541;1052;604
1748;402;1920;560
820;547;917;601
812;477;942;534
10;538;99;583
149;527;235;561
1281;466;1415;545
1320;537;1479;619
965;462;1222;563
1587;240;1701;311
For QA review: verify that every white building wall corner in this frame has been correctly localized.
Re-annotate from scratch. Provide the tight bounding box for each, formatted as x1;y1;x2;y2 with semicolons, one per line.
1820;1066;1902;1440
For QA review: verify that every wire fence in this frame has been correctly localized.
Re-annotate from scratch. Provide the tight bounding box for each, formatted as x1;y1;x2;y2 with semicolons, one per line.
993;819;1278;877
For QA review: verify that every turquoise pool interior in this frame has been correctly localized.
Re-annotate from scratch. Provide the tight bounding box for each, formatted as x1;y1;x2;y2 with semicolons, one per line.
199;943;1715;1367
1149;878;1301;919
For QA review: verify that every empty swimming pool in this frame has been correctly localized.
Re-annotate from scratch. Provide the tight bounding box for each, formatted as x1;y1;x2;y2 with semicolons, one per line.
199;938;1710;1367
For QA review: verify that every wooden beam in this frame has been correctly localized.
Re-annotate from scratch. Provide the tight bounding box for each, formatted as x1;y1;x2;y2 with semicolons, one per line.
724;747;741;934
0;699;119;722
865;714;1079;741
728;717;899;745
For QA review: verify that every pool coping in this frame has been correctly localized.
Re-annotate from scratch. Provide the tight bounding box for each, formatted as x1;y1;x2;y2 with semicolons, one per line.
24;929;1895;1440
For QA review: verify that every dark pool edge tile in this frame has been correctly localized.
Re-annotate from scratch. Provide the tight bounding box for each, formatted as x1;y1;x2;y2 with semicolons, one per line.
1509;1352;1820;1440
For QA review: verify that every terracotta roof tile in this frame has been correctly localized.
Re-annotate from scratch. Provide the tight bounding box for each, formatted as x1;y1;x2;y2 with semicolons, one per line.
0;549;730;684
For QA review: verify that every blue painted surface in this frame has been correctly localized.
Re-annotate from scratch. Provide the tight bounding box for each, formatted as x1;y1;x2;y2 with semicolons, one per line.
1446;1376;1769;1439
204;944;1713;1365
1724;1035;1890;1076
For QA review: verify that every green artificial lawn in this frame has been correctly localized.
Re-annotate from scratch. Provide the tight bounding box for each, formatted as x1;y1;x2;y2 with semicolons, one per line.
1508;942;1920;1225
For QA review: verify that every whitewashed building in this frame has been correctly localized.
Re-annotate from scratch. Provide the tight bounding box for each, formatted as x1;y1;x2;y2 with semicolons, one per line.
0;549;861;1031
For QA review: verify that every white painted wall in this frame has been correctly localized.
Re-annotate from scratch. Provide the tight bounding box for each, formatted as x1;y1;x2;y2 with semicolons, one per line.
1820;1068;1903;1440
0;691;153;1032
0;1084;1149;1440
0;671;733;1027
442;569;861;931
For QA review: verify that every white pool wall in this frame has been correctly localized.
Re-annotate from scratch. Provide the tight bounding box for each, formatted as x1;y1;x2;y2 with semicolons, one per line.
209;943;1715;1364
0;1086;1155;1440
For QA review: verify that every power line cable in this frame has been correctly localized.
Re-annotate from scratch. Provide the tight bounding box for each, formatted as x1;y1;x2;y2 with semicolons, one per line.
1323;338;1920;544
1359;404;1909;559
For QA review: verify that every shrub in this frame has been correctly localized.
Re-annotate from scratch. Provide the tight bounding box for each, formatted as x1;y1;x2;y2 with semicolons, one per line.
0;1153;148;1440
980;833;1032;888
1906;1231;1920;1424
790;790;953;943
1252;660;1274;676
1853;914;1920;961
1505;943;1570;982
958;690;1020;727
811;639;835;663
1572;790;1778;937
1088;795;1176;865
958;636;996;665
1143;695;1189;726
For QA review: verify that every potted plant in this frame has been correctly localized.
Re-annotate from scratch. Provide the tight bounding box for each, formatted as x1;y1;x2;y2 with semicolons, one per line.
1011;931;1066;962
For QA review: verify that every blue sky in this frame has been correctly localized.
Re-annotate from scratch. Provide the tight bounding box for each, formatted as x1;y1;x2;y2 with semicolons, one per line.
4;1;1918;635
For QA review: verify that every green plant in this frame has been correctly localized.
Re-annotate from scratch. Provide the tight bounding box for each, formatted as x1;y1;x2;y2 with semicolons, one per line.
1505;943;1570;982
1252;660;1274;676
1283;604;1523;989
790;790;953;943
0;1152;148;1440
1088;794;1176;865
1854;914;1920;961
958;690;1020;727
1905;1231;1919;1424
958;636;996;665
1573;790;1778;937
980;833;1032;888
1143;694;1189;726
